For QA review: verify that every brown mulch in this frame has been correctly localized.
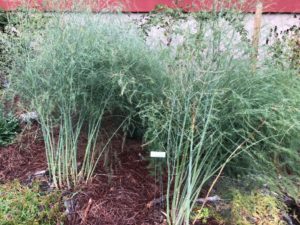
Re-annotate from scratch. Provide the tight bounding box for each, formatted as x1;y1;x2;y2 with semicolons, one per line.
0;124;47;182
0;125;164;225
68;137;164;225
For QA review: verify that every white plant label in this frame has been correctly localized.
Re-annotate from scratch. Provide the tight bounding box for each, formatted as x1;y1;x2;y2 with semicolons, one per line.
150;151;166;158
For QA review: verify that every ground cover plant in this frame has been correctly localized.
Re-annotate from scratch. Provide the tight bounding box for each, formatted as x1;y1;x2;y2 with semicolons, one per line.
230;190;284;225
1;1;300;224
0;181;64;225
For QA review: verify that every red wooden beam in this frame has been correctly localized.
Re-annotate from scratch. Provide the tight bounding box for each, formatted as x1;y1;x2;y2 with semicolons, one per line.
1;0;300;13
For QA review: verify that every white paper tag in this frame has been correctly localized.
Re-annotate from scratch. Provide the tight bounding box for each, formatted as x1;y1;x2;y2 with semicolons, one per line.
150;151;166;158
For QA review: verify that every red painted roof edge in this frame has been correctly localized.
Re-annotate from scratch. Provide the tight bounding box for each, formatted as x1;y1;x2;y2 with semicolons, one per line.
1;0;300;13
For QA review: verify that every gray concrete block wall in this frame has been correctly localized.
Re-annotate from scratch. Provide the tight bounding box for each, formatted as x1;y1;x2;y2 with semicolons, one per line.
61;12;300;56
131;13;300;46
244;14;300;44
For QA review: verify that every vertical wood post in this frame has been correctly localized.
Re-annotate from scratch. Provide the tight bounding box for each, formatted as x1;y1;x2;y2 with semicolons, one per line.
252;1;263;71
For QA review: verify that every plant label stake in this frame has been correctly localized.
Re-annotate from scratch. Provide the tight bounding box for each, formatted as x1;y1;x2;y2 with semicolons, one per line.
150;151;166;158
150;151;165;212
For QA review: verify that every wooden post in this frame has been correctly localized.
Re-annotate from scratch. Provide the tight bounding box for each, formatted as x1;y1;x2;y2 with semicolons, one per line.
252;1;263;71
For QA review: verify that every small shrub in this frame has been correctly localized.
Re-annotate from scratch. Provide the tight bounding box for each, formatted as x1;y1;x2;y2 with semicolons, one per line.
0;106;19;147
231;190;285;225
191;206;226;225
0;181;64;225
0;9;8;31
190;207;211;224
267;24;300;72
0;30;12;78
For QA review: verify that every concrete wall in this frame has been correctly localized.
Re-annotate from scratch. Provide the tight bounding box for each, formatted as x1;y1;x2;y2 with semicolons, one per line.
244;14;300;44
138;13;299;46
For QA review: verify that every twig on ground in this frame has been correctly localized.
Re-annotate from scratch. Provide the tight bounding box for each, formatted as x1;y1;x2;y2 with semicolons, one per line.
80;198;93;225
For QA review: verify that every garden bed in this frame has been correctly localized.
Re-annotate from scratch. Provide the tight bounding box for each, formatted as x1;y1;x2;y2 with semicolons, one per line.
0;125;167;225
0;6;299;225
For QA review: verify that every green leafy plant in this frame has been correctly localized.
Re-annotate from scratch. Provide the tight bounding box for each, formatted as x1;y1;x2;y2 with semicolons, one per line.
191;207;210;224
0;9;8;31
0;181;64;225
267;24;300;72
0;31;12;78
191;205;226;224
0;106;19;147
